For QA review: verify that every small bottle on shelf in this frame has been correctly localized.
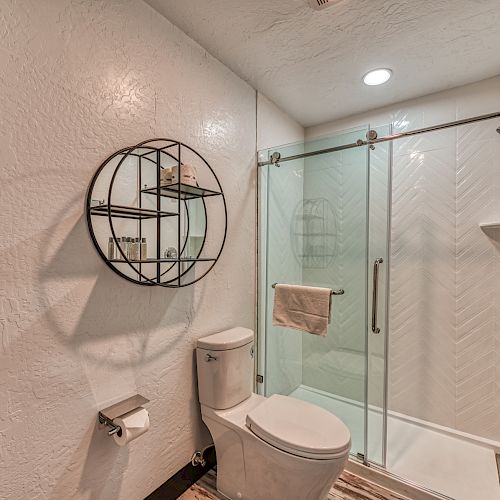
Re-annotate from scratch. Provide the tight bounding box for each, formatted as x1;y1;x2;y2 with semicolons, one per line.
107;237;114;260
120;237;128;260
130;238;140;261
115;238;121;259
140;238;147;260
126;237;132;260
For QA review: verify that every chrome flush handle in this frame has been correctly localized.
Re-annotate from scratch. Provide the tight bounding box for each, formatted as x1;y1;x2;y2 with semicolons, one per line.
371;258;384;334
205;353;217;362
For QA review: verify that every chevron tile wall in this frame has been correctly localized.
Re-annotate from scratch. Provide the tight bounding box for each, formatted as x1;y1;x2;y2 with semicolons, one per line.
301;130;369;402
389;117;500;441
454;123;500;440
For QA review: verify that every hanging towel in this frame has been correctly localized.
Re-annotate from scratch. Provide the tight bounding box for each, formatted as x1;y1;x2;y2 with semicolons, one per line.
272;284;332;336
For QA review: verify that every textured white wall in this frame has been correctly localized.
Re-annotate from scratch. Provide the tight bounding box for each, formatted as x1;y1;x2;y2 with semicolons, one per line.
306;76;500;441
0;1;258;499
257;93;304;151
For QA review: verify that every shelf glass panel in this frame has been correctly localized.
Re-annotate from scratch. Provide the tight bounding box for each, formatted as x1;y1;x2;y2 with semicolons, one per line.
90;204;178;220
109;257;216;263
141;182;222;200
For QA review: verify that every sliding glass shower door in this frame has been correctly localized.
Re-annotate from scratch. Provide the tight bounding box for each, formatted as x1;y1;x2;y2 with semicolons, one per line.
257;126;391;465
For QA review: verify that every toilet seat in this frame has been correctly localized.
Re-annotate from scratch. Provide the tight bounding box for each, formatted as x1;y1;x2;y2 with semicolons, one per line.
246;394;351;460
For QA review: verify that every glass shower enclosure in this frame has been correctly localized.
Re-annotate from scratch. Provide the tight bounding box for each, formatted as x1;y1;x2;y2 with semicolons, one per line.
257;125;391;466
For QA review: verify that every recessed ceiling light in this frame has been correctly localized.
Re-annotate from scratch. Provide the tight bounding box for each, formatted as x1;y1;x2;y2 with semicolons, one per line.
363;68;392;86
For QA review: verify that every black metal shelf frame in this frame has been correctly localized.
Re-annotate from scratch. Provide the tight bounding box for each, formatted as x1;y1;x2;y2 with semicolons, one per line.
86;139;227;287
109;258;217;263
141;183;222;200
90;204;178;219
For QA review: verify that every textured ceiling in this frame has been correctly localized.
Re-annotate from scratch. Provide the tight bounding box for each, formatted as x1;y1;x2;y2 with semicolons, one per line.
145;0;500;127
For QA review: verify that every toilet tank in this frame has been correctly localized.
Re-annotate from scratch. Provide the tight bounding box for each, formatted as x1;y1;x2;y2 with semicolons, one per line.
196;327;254;410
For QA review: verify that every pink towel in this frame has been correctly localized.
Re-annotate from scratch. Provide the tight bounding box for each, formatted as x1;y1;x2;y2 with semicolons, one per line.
272;284;332;336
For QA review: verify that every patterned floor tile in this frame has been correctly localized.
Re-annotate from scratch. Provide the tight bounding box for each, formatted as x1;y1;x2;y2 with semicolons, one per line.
179;469;410;500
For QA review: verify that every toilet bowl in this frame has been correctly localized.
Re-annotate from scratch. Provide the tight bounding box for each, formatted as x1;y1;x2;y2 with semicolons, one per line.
196;327;351;500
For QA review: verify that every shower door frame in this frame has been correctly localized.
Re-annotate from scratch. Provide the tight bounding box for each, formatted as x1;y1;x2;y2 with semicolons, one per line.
255;111;500;500
256;126;391;466
353;131;392;467
256;109;500;497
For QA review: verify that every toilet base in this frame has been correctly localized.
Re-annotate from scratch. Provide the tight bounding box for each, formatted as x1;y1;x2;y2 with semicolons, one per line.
201;395;349;500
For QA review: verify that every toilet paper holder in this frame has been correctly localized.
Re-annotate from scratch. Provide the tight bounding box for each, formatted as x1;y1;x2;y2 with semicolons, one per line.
98;394;150;437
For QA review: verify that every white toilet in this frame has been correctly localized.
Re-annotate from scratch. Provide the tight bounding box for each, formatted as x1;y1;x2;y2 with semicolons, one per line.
196;327;351;500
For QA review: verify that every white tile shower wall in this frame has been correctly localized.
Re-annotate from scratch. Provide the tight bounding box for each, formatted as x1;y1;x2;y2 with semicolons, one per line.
306;76;500;441
0;1;267;498
301;144;369;402
391;136;457;426
298;131;390;412
455;121;500;439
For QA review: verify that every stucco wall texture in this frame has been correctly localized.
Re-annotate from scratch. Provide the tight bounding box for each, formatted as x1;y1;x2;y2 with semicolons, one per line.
0;1;259;498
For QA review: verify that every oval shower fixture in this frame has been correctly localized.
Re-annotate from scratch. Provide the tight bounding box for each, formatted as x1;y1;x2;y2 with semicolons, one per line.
363;68;392;86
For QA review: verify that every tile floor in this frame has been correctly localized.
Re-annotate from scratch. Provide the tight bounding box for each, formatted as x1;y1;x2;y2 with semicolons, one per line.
179;468;410;500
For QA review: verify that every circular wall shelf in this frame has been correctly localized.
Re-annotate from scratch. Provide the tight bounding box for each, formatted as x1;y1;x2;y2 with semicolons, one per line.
86;138;227;287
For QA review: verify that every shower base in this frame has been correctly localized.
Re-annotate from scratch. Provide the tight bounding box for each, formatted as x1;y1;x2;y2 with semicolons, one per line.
290;385;500;500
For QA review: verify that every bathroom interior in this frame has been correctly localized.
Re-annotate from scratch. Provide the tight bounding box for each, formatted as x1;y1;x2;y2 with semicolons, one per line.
1;1;500;499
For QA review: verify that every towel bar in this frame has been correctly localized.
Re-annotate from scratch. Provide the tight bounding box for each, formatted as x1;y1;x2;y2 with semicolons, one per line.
271;283;344;295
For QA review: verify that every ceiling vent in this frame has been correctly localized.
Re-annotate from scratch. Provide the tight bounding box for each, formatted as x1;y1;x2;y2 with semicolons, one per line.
306;0;341;10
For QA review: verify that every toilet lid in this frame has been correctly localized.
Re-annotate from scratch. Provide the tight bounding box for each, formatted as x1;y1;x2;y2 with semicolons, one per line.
246;395;351;460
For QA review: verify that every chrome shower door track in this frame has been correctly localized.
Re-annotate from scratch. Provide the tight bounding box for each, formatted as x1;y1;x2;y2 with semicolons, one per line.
257;111;500;167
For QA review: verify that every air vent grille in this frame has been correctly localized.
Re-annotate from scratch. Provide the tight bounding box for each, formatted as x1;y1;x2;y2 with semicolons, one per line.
306;0;341;10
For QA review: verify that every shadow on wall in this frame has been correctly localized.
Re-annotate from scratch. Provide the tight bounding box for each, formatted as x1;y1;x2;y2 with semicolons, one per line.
37;193;192;369
190;348;213;445
50;420;129;500
30;192;198;497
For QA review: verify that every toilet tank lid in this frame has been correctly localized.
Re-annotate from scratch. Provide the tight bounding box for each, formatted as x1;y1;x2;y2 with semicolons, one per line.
197;327;254;351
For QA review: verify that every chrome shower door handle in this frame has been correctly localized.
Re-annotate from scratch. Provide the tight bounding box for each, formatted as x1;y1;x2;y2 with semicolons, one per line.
371;258;384;334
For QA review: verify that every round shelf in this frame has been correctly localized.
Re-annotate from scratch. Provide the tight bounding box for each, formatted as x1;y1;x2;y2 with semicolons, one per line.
291;197;337;269
86;138;227;287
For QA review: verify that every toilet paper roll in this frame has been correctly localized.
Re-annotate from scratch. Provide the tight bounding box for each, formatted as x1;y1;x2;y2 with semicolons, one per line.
112;407;150;447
